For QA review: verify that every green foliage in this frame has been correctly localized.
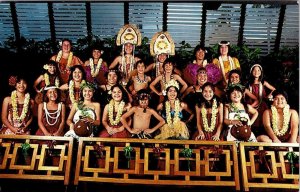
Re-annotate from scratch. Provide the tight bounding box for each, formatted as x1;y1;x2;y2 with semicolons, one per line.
21;142;31;157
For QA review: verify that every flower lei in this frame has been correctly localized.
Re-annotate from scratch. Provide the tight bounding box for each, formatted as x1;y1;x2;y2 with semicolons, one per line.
165;99;180;128
69;80;86;104
201;99;218;133
11;90;30;122
56;50;73;68
89;58;103;77
44;73;60;87
108;100;125;125
271;104;290;136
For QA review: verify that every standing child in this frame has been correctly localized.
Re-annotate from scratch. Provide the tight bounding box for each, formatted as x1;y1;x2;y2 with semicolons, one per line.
120;90;165;138
150;57;188;104
84;45;108;85
155;80;194;140
129;60;151;97
109;24;142;86
194;82;223;141
224;84;258;142
247;64;276;136
33;60;60;93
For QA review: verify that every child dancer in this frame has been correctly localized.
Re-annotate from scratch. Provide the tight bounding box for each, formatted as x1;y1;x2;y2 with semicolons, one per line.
120;90;165;138
224;84;258;142
194;82;223;141
99;84;131;138
155;80;194;140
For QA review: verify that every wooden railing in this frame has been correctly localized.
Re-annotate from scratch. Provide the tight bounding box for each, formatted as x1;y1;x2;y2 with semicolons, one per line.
74;138;240;190
0;135;299;192
239;142;299;191
0;135;73;185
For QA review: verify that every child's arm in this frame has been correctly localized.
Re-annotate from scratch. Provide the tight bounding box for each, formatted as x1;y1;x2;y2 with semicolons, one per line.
181;86;193;100
145;63;155;73
59;83;68;91
33;75;44;93
144;109;166;134
263;81;276;98
54;103;66;136
109;56;120;69
181;102;194;124
289;109;299;143
150;76;163;96
174;74;188;94
37;103;51;136
120;107;136;134
195;105;204;140
66;104;77;131
247;104;258;126
212;103;224;141
245;88;259;108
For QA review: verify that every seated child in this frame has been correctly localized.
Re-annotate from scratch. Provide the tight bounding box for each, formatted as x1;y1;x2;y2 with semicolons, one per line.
120;90;165;139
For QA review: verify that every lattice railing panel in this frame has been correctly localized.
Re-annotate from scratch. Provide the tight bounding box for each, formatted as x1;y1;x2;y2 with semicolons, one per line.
239;142;299;191
74;138;240;190
0;135;73;185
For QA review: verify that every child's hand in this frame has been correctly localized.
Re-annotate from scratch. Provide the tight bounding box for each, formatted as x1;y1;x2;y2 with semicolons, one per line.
196;131;205;140
212;133;220;141
143;128;154;134
82;117;94;124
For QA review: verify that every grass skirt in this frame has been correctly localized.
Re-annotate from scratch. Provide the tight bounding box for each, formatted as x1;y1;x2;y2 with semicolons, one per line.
155;121;189;140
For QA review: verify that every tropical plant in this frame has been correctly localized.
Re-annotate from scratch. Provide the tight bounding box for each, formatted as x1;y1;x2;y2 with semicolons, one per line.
21;142;31;158
181;148;193;171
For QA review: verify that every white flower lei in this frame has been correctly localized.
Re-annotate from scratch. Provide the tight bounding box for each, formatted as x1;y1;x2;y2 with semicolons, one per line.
44;73;60;87
201;99;218;133
271;104;290;136
69;80;86;104
89;58;103;77
108;99;125;125
166;99;180;128
56;50;73;68
11;90;30;122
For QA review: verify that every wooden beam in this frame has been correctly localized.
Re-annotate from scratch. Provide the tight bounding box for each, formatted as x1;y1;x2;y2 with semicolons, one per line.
163;2;168;31
200;3;207;47
237;3;246;47
124;2;129;24
86;2;92;40
274;5;286;52
10;2;21;51
48;2;56;48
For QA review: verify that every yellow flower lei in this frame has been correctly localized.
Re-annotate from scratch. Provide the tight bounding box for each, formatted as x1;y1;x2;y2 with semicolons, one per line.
44;73;60;87
271;104;290;136
11;90;30;122
201;99;218;133
108;99;125;125
166;99;180;128
89;58;103;77
69;80;86;104
56;50;73;68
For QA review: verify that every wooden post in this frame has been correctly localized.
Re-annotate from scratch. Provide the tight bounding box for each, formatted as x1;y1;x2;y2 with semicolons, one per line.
163;2;168;31
86;2;92;42
274;5;286;52
10;2;21;52
124;2;129;25
237;4;246;47
48;2;56;51
200;3;207;47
